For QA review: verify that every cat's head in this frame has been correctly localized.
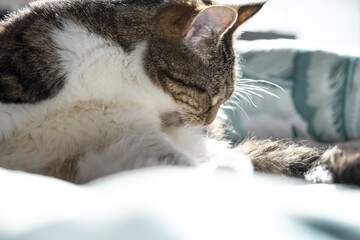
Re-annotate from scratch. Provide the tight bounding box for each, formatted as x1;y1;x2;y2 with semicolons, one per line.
145;1;264;125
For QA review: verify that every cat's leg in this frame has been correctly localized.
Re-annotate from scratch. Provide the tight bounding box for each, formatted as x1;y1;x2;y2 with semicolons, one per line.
235;139;360;185
76;129;197;183
162;122;254;178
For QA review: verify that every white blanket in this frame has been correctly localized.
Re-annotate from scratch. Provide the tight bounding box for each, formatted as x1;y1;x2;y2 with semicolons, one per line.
1;167;360;240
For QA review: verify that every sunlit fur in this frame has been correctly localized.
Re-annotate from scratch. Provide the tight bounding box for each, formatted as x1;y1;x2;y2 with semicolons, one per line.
1;0;359;185
0;2;258;183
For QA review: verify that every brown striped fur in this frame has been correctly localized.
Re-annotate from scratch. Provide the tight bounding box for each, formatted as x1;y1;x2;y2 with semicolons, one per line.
41;157;80;183
0;0;262;126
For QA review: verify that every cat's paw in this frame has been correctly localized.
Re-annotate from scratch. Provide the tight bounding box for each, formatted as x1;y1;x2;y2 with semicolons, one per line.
203;149;254;179
172;155;199;167
156;152;198;167
305;147;360;185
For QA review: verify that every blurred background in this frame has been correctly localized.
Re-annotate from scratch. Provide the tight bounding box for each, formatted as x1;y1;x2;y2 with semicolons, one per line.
223;0;360;46
2;0;360;46
216;1;360;142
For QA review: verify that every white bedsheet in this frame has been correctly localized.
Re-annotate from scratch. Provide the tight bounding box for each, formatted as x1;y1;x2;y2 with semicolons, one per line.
1;167;359;240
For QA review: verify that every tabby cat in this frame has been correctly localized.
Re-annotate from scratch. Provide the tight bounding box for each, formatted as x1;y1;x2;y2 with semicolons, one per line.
0;0;359;184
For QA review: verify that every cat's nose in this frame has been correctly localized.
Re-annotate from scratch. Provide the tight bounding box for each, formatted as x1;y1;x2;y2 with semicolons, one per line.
206;109;218;125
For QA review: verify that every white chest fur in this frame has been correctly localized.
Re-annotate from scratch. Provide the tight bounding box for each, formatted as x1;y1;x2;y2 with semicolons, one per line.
0;21;176;140
0;22;175;166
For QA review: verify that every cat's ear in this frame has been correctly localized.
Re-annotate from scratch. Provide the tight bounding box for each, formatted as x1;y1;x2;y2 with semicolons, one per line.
183;6;237;54
229;2;266;34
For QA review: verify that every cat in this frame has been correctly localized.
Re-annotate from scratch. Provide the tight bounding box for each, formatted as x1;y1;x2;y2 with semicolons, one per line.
0;0;359;185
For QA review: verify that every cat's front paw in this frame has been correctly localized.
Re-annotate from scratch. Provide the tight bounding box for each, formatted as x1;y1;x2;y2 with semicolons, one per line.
203;149;254;179
173;155;198;167
156;152;198;167
220;150;254;177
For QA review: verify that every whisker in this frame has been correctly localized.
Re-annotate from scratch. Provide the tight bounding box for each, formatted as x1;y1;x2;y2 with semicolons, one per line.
243;90;264;99
232;93;251;106
222;105;234;110
222;103;236;116
235;79;283;100
237;104;249;120
242;91;257;107
227;99;250;120
237;84;270;91
238;78;286;94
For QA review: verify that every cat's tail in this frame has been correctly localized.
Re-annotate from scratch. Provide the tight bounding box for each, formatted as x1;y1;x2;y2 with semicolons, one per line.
304;146;360;185
235;139;360;185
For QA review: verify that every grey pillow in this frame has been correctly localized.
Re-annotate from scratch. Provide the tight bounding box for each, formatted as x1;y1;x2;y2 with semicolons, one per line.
222;39;360;143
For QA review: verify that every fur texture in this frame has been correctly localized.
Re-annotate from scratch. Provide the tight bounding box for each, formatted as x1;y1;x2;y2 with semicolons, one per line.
0;0;261;183
1;0;359;185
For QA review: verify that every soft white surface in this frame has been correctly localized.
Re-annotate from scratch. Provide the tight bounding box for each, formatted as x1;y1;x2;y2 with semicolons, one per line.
1;167;360;240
